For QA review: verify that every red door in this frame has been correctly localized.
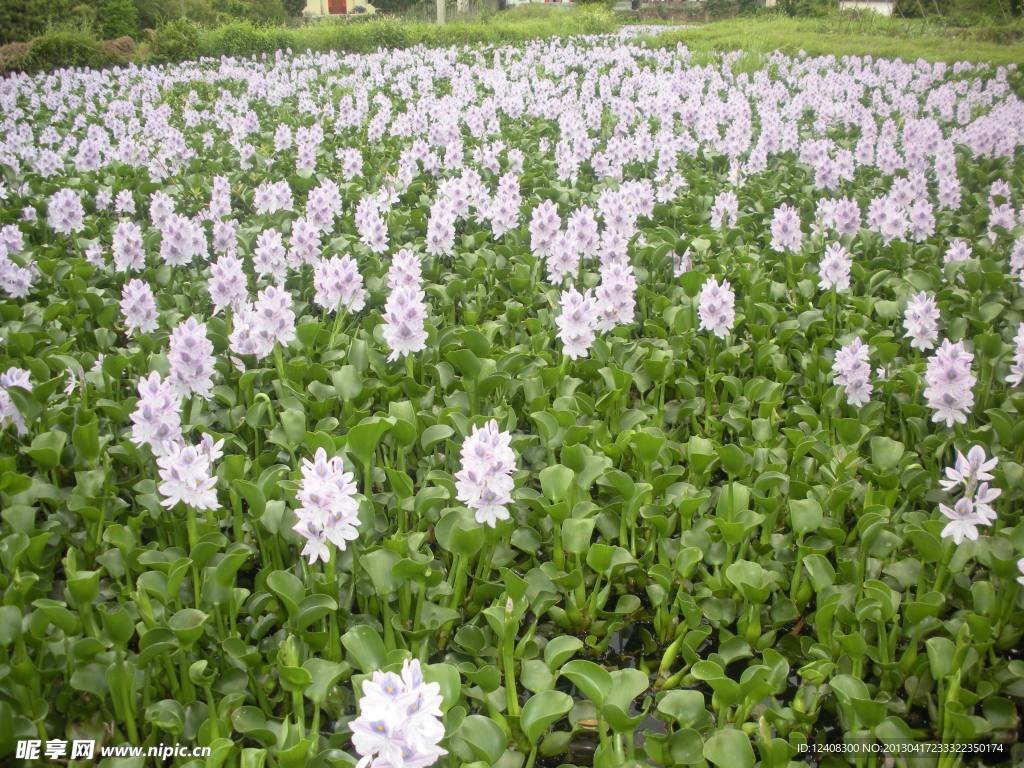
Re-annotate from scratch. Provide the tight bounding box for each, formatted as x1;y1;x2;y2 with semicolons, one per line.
328;0;346;14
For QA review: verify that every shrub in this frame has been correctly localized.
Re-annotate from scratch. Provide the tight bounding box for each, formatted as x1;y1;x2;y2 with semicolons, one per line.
98;0;139;39
102;35;137;62
200;21;295;58
0;41;31;72
21;29;111;71
151;18;200;63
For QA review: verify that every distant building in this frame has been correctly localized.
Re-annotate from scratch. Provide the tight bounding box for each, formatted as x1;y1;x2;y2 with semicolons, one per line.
838;0;894;13
304;0;376;16
764;0;894;12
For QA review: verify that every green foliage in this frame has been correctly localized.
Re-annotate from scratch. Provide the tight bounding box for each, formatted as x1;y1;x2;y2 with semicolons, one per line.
198;20;294;57
282;0;306;15
99;0;140;39
774;0;837;17
19;29;111;71
150;17;200;62
372;0;420;13
4;5;616;67
69;3;99;34
2;23;1024;768
0;0;76;44
644;11;1024;66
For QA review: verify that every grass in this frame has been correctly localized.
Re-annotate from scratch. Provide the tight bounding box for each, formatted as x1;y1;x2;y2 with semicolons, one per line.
1;6;617;72
194;8;614;56
645;11;1024;66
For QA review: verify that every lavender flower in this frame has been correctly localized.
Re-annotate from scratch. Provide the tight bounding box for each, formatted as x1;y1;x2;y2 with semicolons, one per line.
944;239;972;265
159;214;207;267
455;420;517;527
697;277;736;339
168;317;216;399
818;243;852;292
938;445;1001;545
213;219;238;257
770;203;803;253
112;221;145;272
229;303;274;360
939;445;998;495
292;448;361;564
288;217;321;267
254;284;297;348
149;191;175;229
673;248;692;277
529;199;561;258
355;197;389;254
208;255;248;315
903;292;940;351
47;189;85;236
253;229;288;283
382;279;428;362
924;339;976;427
314;255;367;314
426;199;457;257
157;436;222;511
545;231;579;284
710;190;738;231
939;498;984;545
350;659;446;768
594;258;637;331
556;286;600;360
130;372;182;457
120;279;159;336
832;337;872;408
253;180;293;215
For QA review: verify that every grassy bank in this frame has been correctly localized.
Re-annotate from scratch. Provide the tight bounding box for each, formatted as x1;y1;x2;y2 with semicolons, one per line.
646;12;1024;66
0;7;615;73
195;7;615;58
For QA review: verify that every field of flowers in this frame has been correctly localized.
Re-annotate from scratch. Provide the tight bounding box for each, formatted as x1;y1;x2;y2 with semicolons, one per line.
0;29;1023;768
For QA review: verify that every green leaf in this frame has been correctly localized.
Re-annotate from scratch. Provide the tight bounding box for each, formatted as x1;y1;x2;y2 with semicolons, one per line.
346;417;393;469
870;436;904;473
420;424;454;452
434;508;485;557
303;659;349;704
926;637;956;680
657;690;710;728
341;625;386;672
559;659;612;707
560;517;595;554
25;430;66;471
360;549;401;595
544;635;584;670
539;464;575;503
521;690;574;744
789;498;823;536
266;570;305;622
457;714;507;764
703;728;755;768
167;608;208;647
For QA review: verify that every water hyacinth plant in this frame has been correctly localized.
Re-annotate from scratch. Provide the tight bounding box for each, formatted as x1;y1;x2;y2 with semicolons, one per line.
0;26;1022;768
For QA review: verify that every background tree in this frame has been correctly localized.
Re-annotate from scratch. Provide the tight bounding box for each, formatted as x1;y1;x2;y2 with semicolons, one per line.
100;0;140;38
